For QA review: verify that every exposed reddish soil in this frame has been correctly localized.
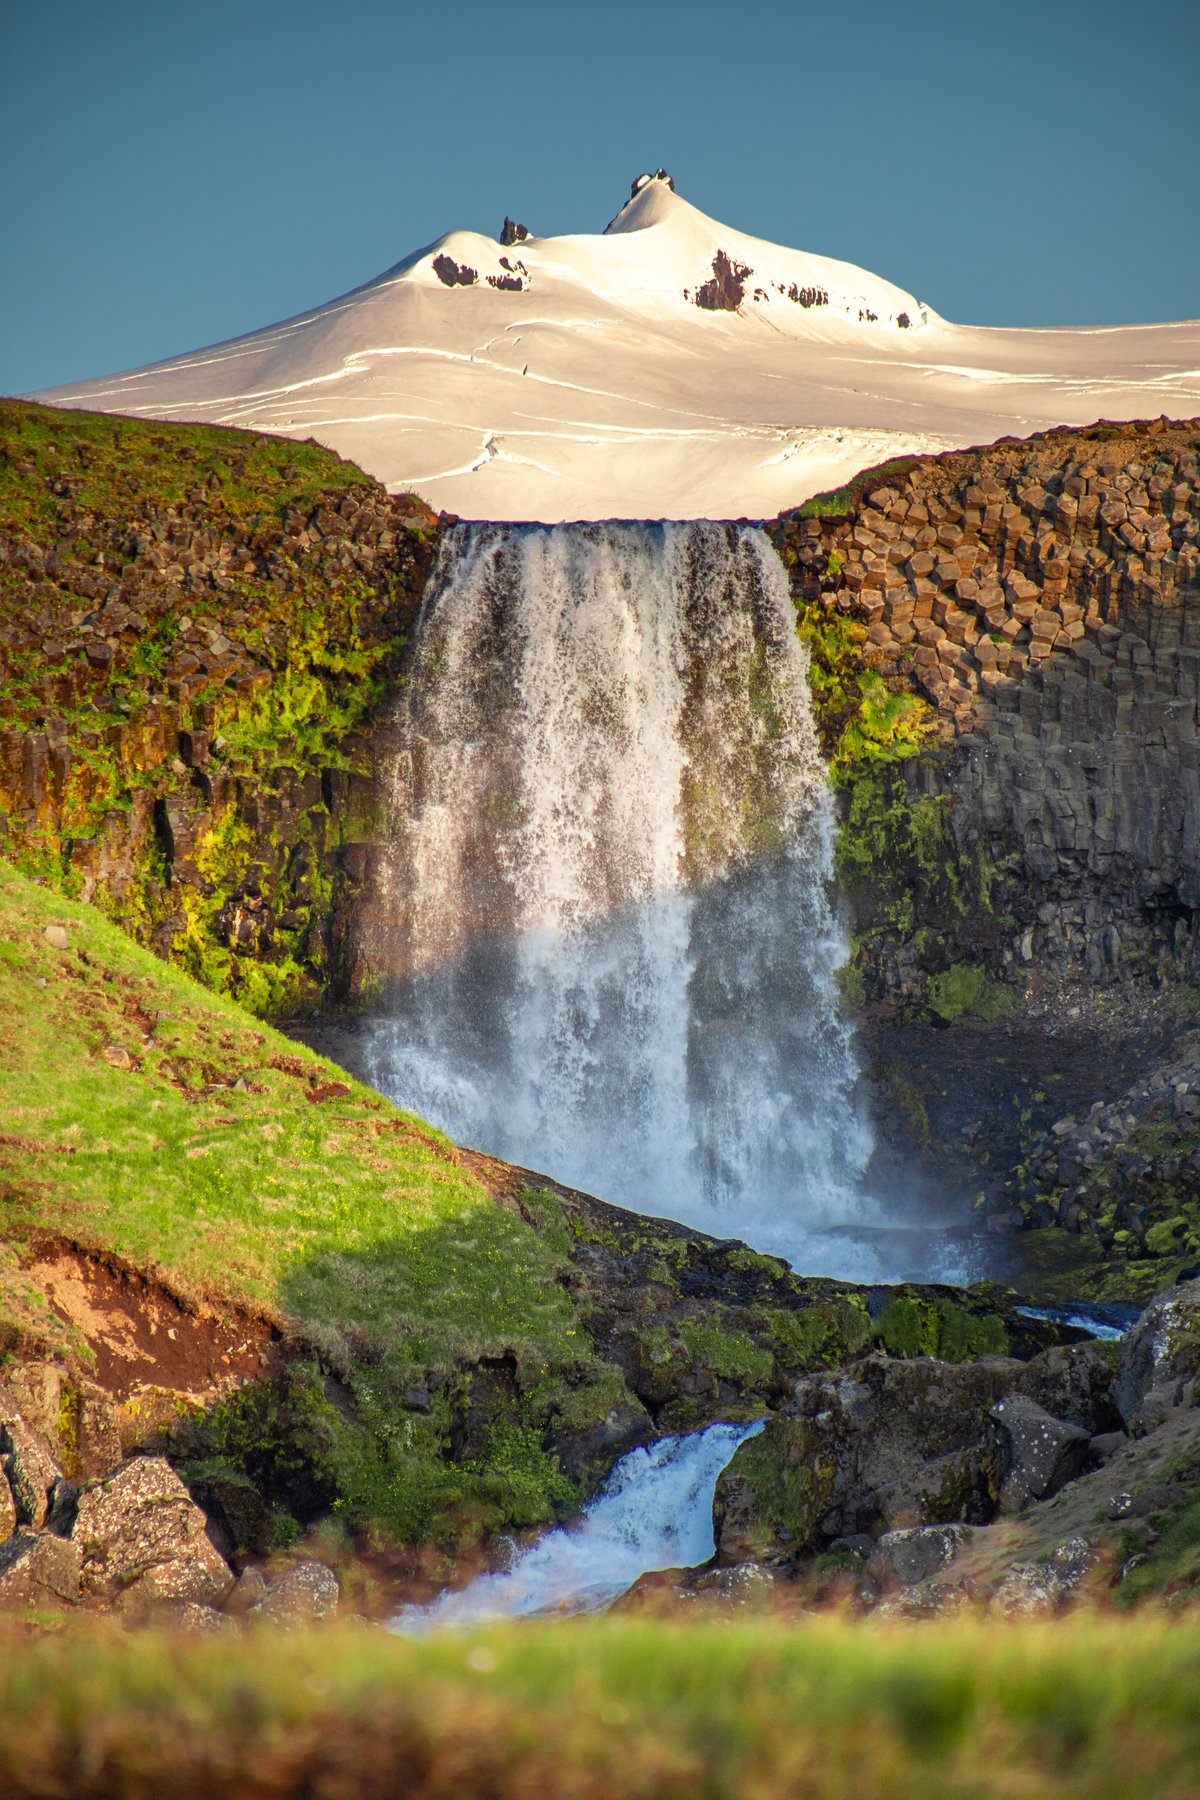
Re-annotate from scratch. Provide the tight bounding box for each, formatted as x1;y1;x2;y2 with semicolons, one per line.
16;1235;280;1401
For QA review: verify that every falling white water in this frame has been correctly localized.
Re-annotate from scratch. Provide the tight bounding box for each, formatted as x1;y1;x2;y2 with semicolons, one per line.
363;520;884;1276
393;1421;762;1629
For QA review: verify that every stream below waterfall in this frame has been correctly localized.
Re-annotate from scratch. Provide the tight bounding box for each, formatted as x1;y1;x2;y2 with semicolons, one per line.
393;1421;763;1630
348;518;966;1285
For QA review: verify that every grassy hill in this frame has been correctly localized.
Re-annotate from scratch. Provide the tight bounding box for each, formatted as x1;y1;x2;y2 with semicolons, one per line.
0;858;630;1548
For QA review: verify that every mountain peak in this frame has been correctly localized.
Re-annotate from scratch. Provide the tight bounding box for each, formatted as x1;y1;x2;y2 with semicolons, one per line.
604;171;682;235
30;172;1200;523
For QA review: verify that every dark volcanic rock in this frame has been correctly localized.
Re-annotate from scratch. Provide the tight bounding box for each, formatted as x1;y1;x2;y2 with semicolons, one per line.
692;250;752;312
989;1396;1091;1511
712;1340;1117;1565
1114;1278;1200;1430
432;255;478;288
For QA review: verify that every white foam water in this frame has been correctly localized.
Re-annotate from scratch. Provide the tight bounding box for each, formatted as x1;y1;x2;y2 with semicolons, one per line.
393;1420;762;1629
363;519;883;1276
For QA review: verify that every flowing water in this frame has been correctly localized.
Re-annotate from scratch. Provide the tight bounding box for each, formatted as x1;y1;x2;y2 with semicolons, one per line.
359;519;926;1275
393;1420;762;1629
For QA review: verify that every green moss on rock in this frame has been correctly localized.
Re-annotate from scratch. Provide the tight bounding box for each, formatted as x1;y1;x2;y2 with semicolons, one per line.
713;1420;835;1563
0;400;439;1017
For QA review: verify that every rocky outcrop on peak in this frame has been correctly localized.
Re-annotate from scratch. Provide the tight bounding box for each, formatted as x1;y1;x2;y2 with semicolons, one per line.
488;258;528;292
629;169;675;197
780;282;828;309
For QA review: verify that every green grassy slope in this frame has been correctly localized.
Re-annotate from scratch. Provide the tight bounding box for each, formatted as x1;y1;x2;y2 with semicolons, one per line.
0;861;624;1545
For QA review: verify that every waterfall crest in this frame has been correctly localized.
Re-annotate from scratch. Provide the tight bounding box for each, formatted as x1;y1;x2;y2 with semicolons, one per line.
363;520;878;1273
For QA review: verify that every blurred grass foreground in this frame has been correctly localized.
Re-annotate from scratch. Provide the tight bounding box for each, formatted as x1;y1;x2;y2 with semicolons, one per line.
2;1614;1199;1798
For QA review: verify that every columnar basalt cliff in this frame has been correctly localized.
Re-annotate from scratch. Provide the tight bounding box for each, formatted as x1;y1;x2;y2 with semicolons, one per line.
767;417;1200;1300
6;400;1200;1306
0;401;441;1013
769;417;1200;1003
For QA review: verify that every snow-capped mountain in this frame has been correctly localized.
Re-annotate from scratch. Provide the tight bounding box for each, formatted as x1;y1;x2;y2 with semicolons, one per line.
33;173;1200;521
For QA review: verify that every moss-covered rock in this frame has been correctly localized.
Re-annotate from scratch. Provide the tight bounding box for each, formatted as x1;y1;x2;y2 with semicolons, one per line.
713;1420;833;1563
713;1338;1120;1570
0;399;440;1015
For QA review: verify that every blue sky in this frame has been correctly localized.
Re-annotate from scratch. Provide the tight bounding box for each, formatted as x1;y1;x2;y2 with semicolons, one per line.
3;0;1197;395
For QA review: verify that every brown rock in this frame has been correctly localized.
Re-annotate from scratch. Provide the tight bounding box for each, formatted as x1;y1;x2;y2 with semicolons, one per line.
73;1456;233;1610
0;1416;62;1528
0;1469;16;1543
0;1529;81;1610
250;1560;340;1626
168;1601;237;1633
223;1565;268;1616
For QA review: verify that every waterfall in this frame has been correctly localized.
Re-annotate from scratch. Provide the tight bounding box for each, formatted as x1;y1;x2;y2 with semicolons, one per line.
362;520;882;1275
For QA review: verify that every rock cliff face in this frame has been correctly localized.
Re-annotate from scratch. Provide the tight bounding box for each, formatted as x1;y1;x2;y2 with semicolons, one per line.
768;416;1200;1297
685;1278;1200;1617
0;401;440;1012
770;416;1200;1004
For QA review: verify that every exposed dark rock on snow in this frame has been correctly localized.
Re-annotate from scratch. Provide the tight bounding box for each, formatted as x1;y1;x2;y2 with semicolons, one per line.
432;254;477;287
690;249;752;311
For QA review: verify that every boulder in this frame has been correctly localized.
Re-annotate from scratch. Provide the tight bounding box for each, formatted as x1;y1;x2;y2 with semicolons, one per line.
223;1565;268;1617
1114;1280;1200;1431
0;1415;63;1527
0;1364;122;1480
250;1560;339;1626
867;1525;968;1590
0;1364;63;1446
74;1389;123;1479
0;1529;81;1609
72;1456;233;1610
990;1536;1098;1614
168;1601;237;1634
1015;1342;1121;1433
989;1397;1091;1511
714;1419;830;1564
